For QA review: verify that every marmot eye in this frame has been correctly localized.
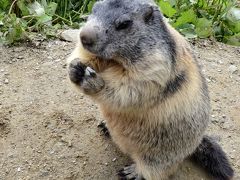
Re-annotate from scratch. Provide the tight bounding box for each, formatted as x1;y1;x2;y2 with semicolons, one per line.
115;20;133;30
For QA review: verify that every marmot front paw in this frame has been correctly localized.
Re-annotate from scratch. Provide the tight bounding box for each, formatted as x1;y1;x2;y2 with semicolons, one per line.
68;58;96;84
68;58;104;94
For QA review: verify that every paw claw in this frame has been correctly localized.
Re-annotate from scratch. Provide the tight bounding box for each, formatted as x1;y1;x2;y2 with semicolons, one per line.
85;67;96;77
117;164;140;180
117;168;129;176
68;58;98;86
97;121;110;137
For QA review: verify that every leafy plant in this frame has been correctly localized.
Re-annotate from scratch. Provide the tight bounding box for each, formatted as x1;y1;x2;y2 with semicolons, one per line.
156;0;240;45
0;0;96;44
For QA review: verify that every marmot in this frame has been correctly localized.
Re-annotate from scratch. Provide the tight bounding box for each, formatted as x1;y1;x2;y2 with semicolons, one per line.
67;0;234;179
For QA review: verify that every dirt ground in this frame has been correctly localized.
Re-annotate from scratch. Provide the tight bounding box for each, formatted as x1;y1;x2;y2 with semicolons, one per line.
0;39;239;180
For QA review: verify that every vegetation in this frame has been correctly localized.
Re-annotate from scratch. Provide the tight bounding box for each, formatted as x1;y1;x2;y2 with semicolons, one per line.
0;0;96;44
0;0;239;45
157;0;240;45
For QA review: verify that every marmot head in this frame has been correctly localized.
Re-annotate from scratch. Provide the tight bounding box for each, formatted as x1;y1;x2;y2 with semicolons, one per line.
79;0;175;63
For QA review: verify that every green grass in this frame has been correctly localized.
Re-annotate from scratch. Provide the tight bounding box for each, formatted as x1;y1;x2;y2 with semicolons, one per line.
0;0;239;45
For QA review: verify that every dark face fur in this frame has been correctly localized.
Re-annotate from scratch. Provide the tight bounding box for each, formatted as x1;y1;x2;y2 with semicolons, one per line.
80;0;176;63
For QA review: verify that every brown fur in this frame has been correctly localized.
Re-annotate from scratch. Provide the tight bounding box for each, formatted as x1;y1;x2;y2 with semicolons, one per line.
67;0;235;178
68;24;206;180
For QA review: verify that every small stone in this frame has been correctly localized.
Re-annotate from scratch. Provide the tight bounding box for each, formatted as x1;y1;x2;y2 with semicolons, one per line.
104;162;108;166
60;29;80;42
40;171;49;177
17;56;24;59
112;158;117;162
228;65;238;74
55;59;61;62
50;151;55;155
0;69;4;72
35;41;41;46
230;155;234;159
206;78;211;83
213;98;220;102
203;41;208;47
211;119;218;123
4;79;9;84
68;141;72;147
17;167;21;172
8;154;14;158
218;60;223;64
222;122;232;130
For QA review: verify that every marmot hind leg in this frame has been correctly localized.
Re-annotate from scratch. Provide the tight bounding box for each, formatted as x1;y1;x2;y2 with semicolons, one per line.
118;164;145;180
97;121;110;138
117;160;179;180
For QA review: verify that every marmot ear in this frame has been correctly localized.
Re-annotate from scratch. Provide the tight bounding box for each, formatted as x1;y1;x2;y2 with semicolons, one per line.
143;5;154;22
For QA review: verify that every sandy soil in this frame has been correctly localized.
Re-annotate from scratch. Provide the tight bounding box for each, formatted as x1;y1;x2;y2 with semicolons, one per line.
0;40;239;180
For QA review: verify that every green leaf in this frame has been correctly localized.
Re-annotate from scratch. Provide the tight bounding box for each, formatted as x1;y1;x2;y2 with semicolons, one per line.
17;0;30;16
226;21;240;34
37;14;52;25
177;23;197;39
0;12;4;25
197;0;208;9
189;0;197;5
168;0;176;7
28;1;45;16
226;7;240;22
53;23;61;29
195;18;213;38
173;9;196;27
5;17;26;44
225;33;240;46
44;26;58;38
0;0;10;11
158;1;176;18
234;22;240;33
220;23;234;37
46;2;57;16
41;0;48;9
88;1;96;13
225;7;240;33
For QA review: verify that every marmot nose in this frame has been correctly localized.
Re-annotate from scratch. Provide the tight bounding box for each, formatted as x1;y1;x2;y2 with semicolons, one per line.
80;27;97;48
